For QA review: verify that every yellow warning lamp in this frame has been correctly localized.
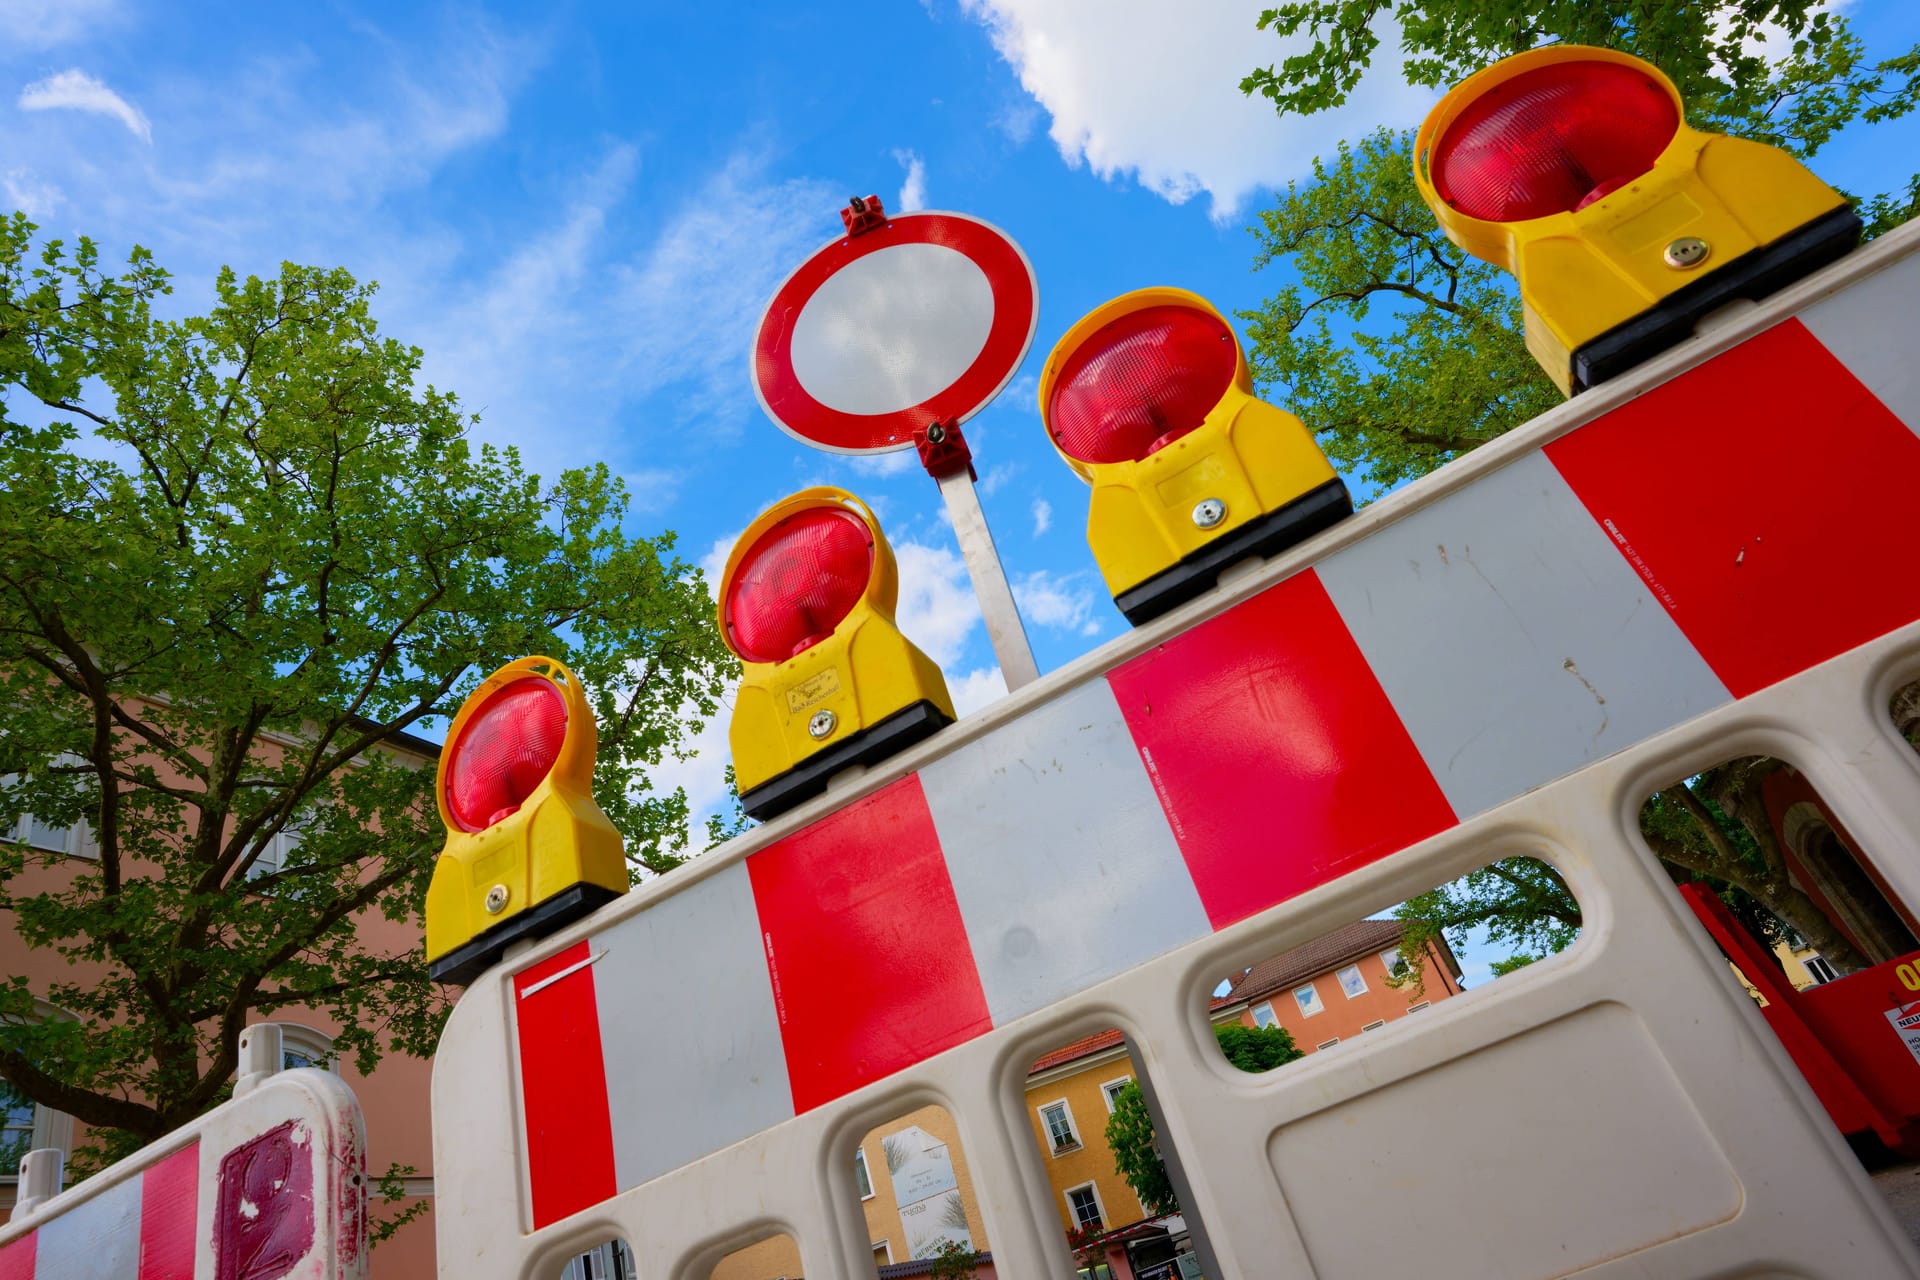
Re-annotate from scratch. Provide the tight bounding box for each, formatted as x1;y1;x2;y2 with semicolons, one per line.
1038;288;1351;625
1414;44;1859;396
424;656;626;985
720;487;954;820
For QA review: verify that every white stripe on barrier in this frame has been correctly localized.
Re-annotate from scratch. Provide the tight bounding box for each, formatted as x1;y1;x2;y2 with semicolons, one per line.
595;860;792;1191
1798;247;1920;437
1317;448;1732;819
921;678;1210;1026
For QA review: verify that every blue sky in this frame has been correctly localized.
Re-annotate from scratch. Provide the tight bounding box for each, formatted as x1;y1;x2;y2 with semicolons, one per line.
7;0;1919;973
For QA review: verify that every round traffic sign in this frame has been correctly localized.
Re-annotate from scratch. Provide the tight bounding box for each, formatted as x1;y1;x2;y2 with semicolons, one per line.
751;211;1038;455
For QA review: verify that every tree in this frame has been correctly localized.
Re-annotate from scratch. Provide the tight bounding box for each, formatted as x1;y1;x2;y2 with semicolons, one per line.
1237;2;1919;494
1105;1023;1303;1214
0;214;731;1172
928;1239;979;1280
1243;2;1920;156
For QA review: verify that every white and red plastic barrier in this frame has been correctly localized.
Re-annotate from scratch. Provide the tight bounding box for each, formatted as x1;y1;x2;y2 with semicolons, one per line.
0;1066;367;1280
500;245;1920;1231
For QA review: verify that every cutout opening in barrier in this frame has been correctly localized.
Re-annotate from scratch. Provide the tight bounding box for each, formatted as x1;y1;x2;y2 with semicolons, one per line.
708;1231;801;1280
1635;752;1920;1168
1023;1032;1216;1280
844;1105;990;1278
1205;855;1577;1073
559;1238;636;1280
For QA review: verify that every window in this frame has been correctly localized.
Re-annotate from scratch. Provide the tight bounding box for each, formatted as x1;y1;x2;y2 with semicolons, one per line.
1252;1001;1278;1029
273;1023;336;1073
1;764;96;860
1041;1100;1080;1153
1805;954;1840;985
1100;1076;1133;1112
1407;1001;1431;1013
1336;964;1368;998
854;1146;874;1199
1066;1183;1104;1231
1380;947;1409;978
565;1239;635;1280
2;1076;33;1178
1361;1019;1387;1032
246;821;305;883
872;1240;892;1264
1;1009;75;1178
1315;1038;1340;1051
1293;982;1324;1017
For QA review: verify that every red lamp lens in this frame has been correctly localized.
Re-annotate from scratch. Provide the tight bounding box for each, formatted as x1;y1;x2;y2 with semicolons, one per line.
446;677;567;832
1047;305;1237;465
725;507;874;664
1433;60;1679;221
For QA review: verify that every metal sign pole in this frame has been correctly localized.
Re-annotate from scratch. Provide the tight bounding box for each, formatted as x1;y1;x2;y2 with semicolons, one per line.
918;421;1040;691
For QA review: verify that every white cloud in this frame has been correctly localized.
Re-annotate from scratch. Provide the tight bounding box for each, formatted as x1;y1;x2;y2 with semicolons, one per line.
19;69;151;143
639;680;741;853
1030;497;1052;537
956;0;1432;219
608;154;841;432
893;147;928;211
3;169;61;219
976;461;1018;497
0;0;121;50
994;97;1042;146
1014;568;1100;635
697;529;745;600
948;666;1009;717
893;540;984;668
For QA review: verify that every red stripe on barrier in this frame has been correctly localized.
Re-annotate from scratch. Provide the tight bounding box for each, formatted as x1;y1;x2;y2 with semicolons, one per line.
515;940;618;1229
1109;569;1457;930
0;1232;34;1280
138;1141;199;1279
1546;319;1920;697
748;775;992;1111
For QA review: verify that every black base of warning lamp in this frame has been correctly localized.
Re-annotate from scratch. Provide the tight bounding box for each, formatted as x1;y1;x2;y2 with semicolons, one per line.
427;882;623;986
1571;205;1861;394
739;700;952;822
1115;477;1352;626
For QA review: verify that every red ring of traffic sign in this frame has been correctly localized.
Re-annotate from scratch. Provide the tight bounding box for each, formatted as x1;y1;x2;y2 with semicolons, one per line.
751;211;1038;455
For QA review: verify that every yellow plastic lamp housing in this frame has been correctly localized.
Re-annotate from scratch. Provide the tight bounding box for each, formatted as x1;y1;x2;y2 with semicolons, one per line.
1038;288;1349;624
719;487;954;821
1414;44;1858;395
424;656;627;985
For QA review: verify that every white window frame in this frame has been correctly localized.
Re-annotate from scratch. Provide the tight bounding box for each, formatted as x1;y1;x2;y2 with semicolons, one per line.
1039;1098;1081;1154
854;1146;875;1200
1099;1075;1133;1113
270;1022;337;1073
1407;1000;1432;1013
1361;1019;1387;1032
1064;1180;1106;1232
1;1002;78;1183
1380;947;1408;978
1805;954;1840;985
1315;1037;1340;1050
1251;1001;1278;1029
872;1239;893;1264
1293;982;1324;1017
1;762;96;860
1336;963;1369;999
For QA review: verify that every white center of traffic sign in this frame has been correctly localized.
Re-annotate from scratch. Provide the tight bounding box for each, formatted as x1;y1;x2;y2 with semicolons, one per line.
752;210;1038;454
789;243;995;416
